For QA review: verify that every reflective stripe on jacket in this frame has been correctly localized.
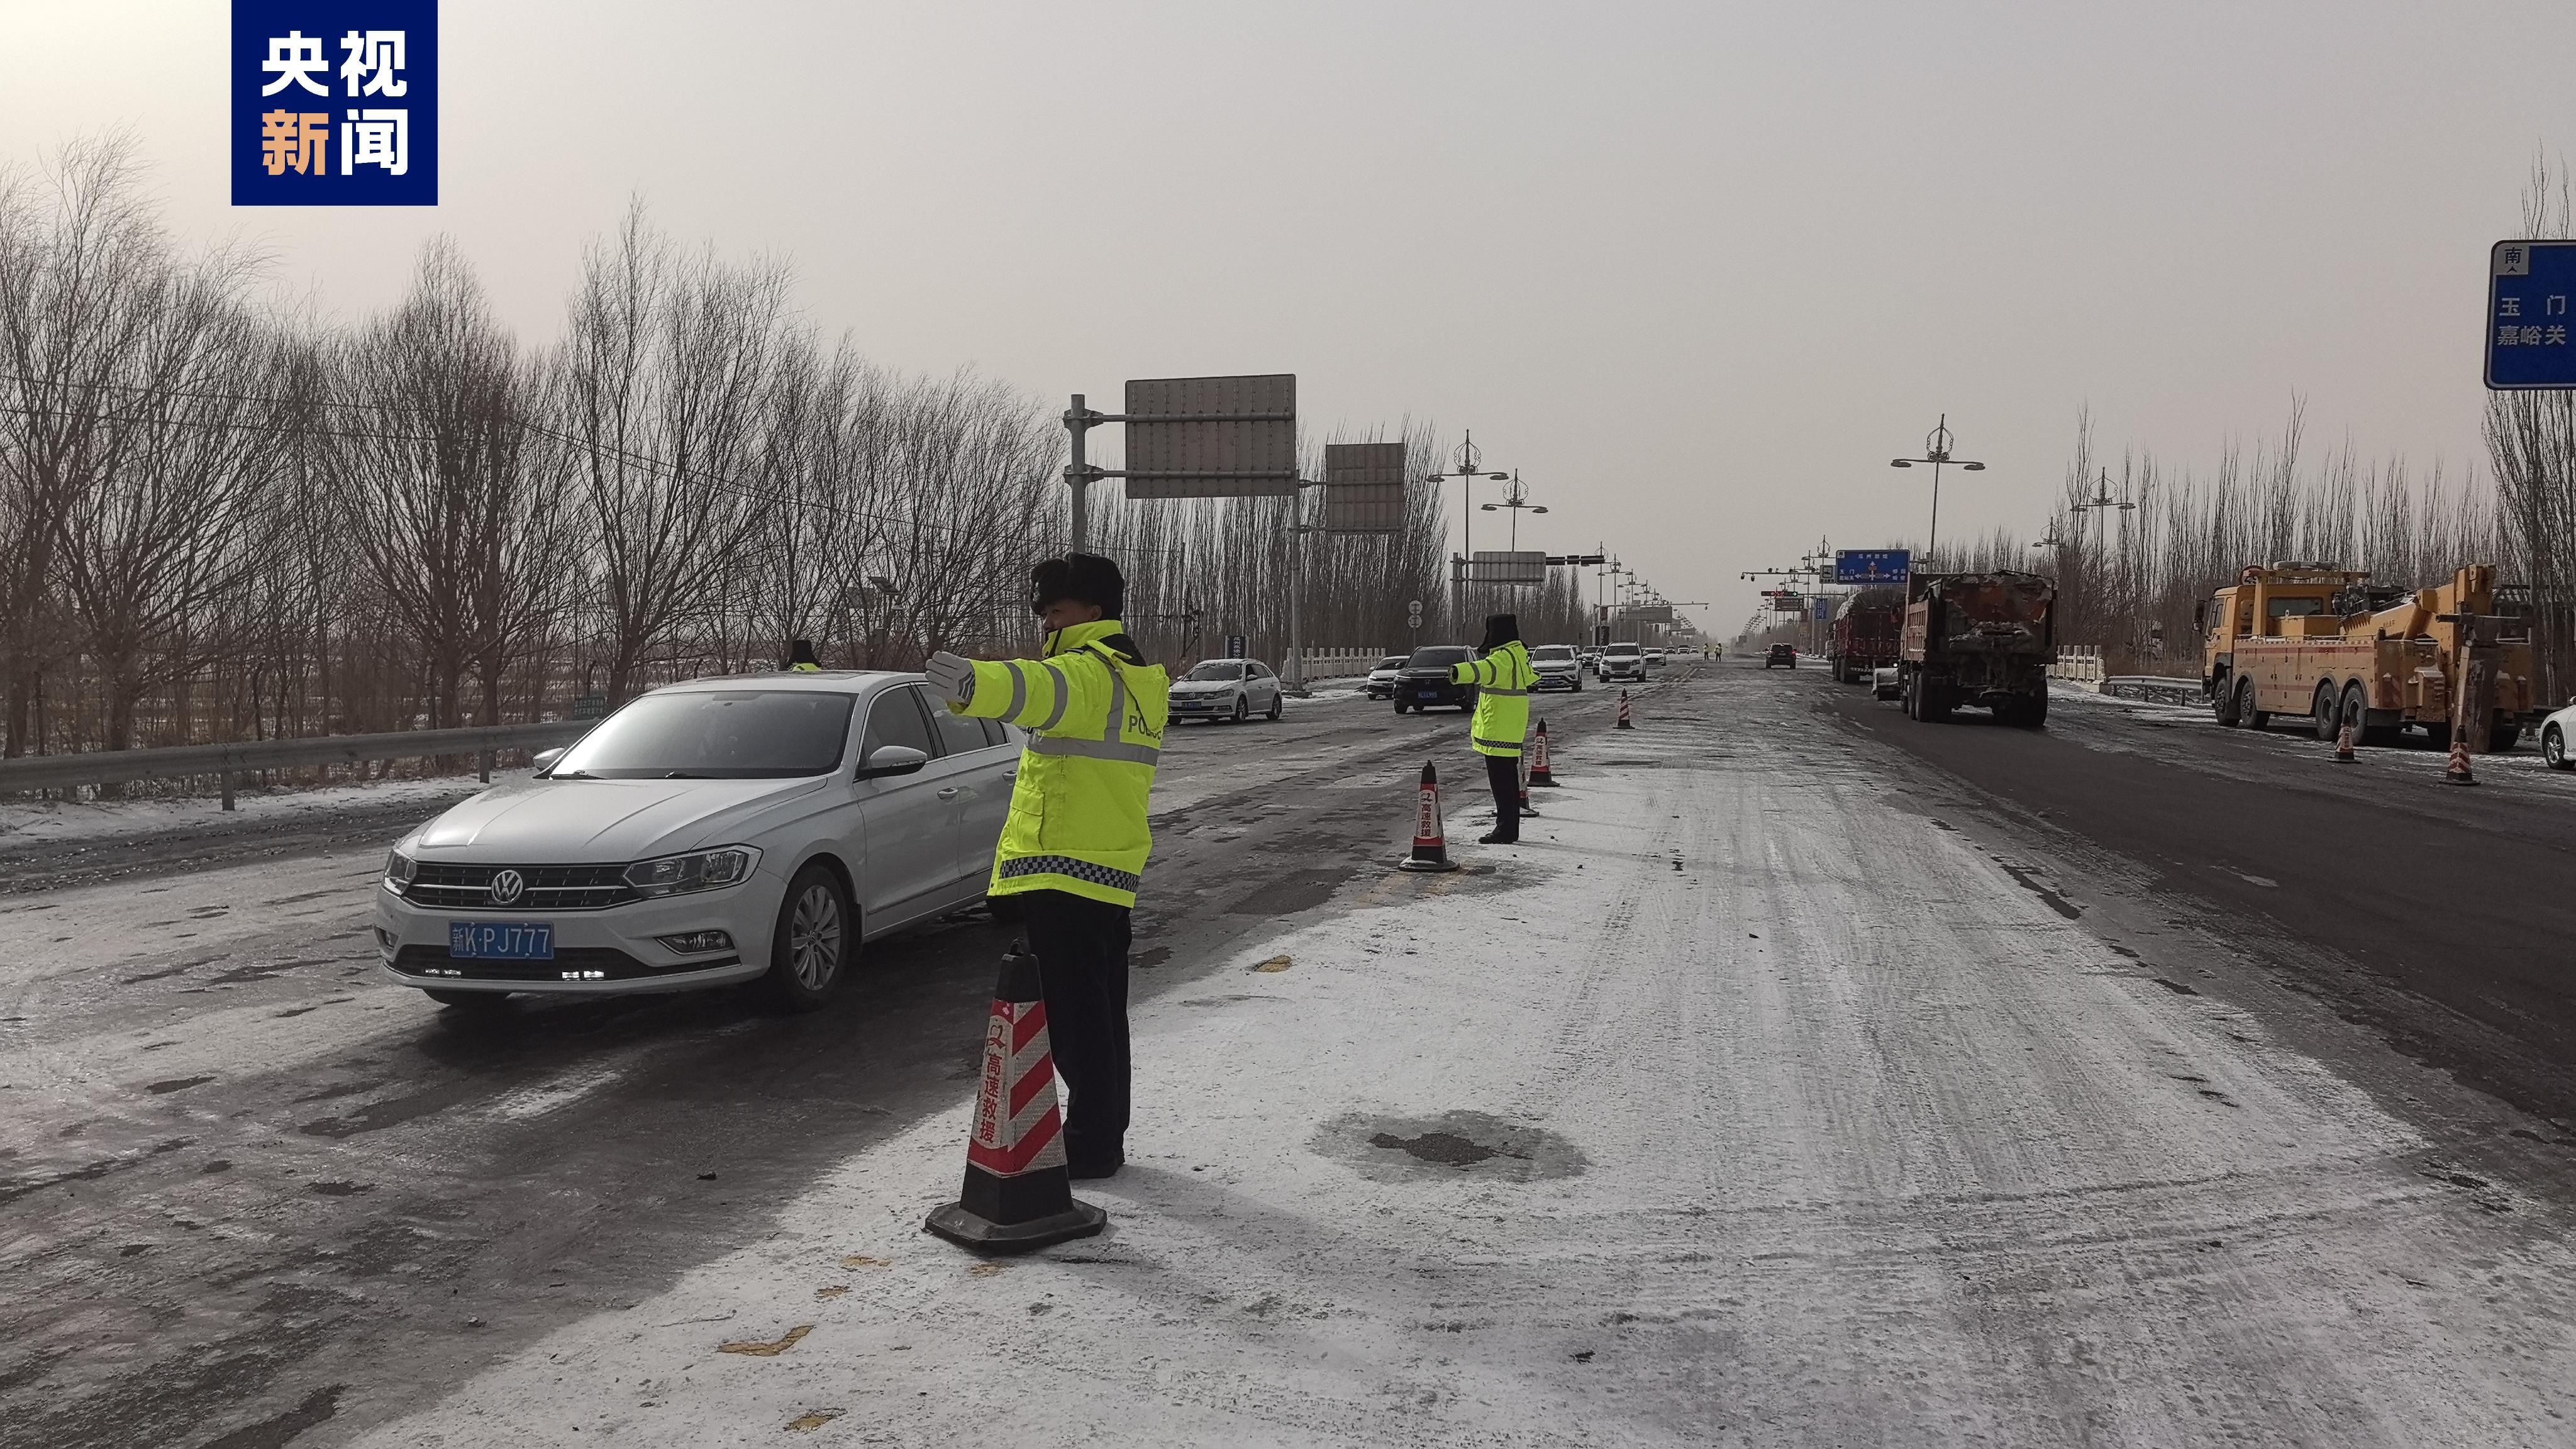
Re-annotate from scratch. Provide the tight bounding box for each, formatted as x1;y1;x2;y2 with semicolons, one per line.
1452;640;1537;757
952;619;1170;908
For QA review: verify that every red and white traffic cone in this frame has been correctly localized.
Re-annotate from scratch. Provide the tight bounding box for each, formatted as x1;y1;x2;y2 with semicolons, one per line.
1517;750;1539;818
924;943;1106;1254
2333;719;2356;763
1397;760;1462;872
1528;719;1558;786
1616;691;1634;730
2443;735;2477;786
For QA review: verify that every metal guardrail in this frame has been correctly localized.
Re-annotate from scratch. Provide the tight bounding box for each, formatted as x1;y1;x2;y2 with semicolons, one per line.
2097;675;2206;707
0;719;593;803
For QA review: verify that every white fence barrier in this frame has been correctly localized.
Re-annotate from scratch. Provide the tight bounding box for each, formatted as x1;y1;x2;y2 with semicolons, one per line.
1285;648;1389;682
2048;645;2106;687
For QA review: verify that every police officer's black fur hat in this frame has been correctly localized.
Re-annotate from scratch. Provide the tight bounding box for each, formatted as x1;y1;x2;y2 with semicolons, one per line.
1031;553;1124;619
1479;613;1521;652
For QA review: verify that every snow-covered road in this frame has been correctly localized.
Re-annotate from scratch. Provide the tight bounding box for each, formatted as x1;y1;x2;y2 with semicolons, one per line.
338;672;2576;1446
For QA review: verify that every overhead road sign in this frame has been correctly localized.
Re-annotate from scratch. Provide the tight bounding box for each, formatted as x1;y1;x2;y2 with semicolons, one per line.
2488;243;2576;389
1119;374;1299;497
1770;594;1804;613
1616;604;1674;625
1459;551;1548;585
1833;548;1911;585
1322;441;1407;533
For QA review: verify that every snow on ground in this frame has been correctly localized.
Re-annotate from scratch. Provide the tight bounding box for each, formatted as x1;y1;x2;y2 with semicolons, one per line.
0;770;492;848
347;684;2576;1447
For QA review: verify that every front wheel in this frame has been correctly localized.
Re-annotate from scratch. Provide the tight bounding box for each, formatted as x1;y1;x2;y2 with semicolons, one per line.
1230;694;1248;724
1393;700;1409;715
2547;724;2571;770
763;863;853;1013
2212;674;2241;726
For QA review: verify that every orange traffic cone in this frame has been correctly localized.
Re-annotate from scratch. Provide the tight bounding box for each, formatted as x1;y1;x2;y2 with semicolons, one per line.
2443;735;2477;786
924;943;1106;1253
1397;760;1462;872
2333;719;2356;763
1616;691;1634;729
1528;719;1558;786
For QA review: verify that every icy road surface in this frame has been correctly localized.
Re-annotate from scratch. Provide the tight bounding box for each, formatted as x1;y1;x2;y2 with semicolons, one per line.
347;675;2571;1446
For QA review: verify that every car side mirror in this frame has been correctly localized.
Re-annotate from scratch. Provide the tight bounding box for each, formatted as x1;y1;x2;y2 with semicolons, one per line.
532;747;566;774
856;743;930;780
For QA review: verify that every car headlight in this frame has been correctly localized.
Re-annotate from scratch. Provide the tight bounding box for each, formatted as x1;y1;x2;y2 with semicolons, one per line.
384;848;416;896
623;846;762;898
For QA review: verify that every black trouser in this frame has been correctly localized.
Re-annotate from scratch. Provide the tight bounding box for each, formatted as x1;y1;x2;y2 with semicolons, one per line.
1018;888;1132;1169
1484;751;1521;841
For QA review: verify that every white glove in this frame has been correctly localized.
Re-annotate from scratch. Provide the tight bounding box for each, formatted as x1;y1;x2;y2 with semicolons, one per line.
924;650;976;706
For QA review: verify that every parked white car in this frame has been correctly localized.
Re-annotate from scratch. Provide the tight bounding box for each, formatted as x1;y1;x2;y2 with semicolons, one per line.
2543;696;2576;769
1168;657;1284;723
374;673;1019;1013
1363;655;1407;701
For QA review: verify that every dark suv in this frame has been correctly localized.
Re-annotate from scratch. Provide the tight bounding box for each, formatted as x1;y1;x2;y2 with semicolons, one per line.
1765;643;1797;669
1394;645;1477;713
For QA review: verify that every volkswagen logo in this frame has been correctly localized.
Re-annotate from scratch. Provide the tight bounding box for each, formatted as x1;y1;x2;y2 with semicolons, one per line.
488;869;525;906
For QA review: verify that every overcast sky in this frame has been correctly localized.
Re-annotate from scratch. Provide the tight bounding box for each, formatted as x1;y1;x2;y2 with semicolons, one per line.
6;1;2572;631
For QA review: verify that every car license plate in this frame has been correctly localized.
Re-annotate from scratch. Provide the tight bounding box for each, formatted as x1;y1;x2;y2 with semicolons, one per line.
449;921;554;959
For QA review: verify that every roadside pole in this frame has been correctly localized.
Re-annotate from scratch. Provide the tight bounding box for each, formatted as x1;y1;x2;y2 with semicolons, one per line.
1065;394;1092;553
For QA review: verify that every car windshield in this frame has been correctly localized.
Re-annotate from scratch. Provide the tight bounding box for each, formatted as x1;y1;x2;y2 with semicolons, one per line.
1182;662;1245;681
550;690;855;779
1406;646;1474;668
1531;646;1576;661
1607;646;1640;657
1377;657;1406;670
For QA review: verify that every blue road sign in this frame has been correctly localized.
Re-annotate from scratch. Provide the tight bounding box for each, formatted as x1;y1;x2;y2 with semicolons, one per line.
1811;595;1831;621
2487;242;2576;389
233;1;438;207
1834;548;1911;585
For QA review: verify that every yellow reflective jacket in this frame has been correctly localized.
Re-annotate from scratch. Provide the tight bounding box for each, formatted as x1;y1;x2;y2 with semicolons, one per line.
1452;640;1537;757
951;619;1169;908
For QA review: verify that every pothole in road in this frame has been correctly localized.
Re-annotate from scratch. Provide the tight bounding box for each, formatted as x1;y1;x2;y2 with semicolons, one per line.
1312;1109;1586;1183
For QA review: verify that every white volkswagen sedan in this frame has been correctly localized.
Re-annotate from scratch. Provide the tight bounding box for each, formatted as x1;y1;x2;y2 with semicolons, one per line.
1167;657;1284;724
374;672;1018;1013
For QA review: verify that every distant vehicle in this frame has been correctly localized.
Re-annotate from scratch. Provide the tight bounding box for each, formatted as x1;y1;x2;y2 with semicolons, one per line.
1169;657;1284;723
1530;643;1585;692
1395;644;1479;713
1899;570;2054;726
1600;641;1646;682
375;672;1016;1012
1872;665;1902;700
1579;650;1602;676
2544;696;2576;769
1363;655;1407;701
1643;648;1667;669
1764;643;1797;669
2205;562;2538;749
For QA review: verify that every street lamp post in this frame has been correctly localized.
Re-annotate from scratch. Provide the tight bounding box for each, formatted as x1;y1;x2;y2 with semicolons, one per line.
1889;413;1986;569
2067;467;2136;643
1424;430;1513;635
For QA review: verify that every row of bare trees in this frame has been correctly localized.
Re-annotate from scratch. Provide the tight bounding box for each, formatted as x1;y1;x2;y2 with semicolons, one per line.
1;140;1493;762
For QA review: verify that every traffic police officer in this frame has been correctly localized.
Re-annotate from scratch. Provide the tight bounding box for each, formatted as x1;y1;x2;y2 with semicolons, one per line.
784;638;823;672
923;554;1168;1179
1453;613;1538;844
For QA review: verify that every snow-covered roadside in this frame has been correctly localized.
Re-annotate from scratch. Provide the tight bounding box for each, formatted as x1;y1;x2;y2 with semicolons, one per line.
348;689;2576;1446
0;772;494;848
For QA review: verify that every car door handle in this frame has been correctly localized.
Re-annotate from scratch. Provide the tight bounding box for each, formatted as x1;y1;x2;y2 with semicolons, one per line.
936;787;963;800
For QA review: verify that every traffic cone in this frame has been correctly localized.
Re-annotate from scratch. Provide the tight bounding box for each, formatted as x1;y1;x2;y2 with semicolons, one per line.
1616;691;1634;729
924;943;1106;1254
1516;750;1539;818
1528;719;1558;786
2333;719;2356;763
2443;734;2477;786
1397;760;1462;872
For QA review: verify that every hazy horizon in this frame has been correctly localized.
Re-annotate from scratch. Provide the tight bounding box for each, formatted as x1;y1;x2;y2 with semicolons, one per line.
8;0;2570;633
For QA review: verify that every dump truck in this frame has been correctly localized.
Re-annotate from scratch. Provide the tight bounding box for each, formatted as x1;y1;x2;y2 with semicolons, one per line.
1829;589;1905;685
2202;562;2541;751
1898;570;2057;726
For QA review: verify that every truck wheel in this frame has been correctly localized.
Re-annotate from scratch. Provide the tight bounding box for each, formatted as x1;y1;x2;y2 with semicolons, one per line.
2019;691;2048;729
2489;718;2522;753
2338;683;2369;746
2212;674;2241;726
2547;724;2571;770
1902;674;1919;719
2237;679;2269;731
2311;682;2340;742
2423;722;2450;751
